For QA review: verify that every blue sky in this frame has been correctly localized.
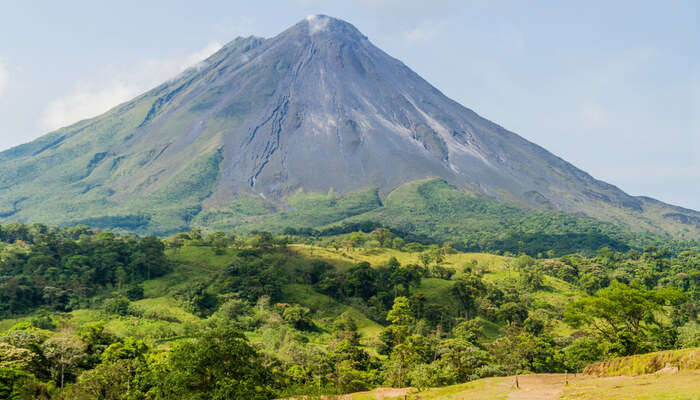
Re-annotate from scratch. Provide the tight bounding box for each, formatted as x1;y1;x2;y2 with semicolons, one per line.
0;0;697;209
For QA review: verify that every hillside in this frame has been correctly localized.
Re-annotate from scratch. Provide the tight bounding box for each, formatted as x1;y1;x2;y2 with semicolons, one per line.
0;16;698;239
0;224;697;398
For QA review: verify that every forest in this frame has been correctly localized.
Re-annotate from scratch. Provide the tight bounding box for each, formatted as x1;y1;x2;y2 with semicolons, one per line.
0;223;697;399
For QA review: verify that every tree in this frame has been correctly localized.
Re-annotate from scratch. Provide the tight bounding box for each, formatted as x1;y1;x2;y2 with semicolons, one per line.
103;296;133;316
451;276;485;320
519;265;544;291
179;282;218;317
578;268;610;294
380;297;414;354
384;297;430;387
564;281;682;356
499;302;529;325
405;362;457;390
248;231;278;251
345;262;377;300
130;236;169;280
515;254;536;270
125;284;144;301
488;328;564;374
563;337;605;372
387;297;414;331
61;338;151;400
206;231;233;255
385;334;435;388
101;338;149;364
391;237;405;250
0;367;48;400
0;343;36;370
436;338;490;382
452;319;484;344
330;333;376;393
157;327;274;400
391;265;422;294
42;333;87;389
282;305;314;331
418;252;433;269
65;358;152;400
523;313;547;335
430;265;455;280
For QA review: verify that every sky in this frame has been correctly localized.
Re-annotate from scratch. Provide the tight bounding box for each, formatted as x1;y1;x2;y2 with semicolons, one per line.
0;0;698;209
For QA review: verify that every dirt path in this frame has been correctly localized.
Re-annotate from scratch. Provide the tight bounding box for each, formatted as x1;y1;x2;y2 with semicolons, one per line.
503;374;568;400
340;387;414;399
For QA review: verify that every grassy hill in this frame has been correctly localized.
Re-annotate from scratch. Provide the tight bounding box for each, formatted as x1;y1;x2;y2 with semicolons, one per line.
26;241;574;348
583;347;700;376
0;225;697;399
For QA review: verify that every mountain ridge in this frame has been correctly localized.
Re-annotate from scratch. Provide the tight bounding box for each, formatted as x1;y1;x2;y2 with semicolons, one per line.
0;15;698;239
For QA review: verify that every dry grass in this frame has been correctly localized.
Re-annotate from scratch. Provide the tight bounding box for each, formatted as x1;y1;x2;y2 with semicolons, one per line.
404;377;510;400
561;370;700;400
583;347;700;376
329;369;700;400
288;245;509;272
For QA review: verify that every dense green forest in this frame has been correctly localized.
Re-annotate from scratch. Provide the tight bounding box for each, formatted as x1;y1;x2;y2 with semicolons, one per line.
0;223;697;399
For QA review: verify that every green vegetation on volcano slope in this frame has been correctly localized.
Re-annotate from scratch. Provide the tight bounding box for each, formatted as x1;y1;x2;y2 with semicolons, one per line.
5;145;699;257
235;179;700;257
194;186;383;234
0;223;698;398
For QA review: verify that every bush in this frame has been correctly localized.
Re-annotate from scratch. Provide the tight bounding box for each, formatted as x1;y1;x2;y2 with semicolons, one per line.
676;321;700;348
564;337;606;372
0;367;49;400
103;296;134;316
282;305;314;331
406;362;457;390
29;315;56;331
125;285;145;301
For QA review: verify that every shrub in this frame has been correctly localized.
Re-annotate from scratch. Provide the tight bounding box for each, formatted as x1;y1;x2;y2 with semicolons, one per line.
103;296;134;316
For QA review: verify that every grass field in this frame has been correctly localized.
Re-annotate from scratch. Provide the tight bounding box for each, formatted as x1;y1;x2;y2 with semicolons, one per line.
288;244;509;272
562;371;700;400
339;371;700;400
336;348;700;400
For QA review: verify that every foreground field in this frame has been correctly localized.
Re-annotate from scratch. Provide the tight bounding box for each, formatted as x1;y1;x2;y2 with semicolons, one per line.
1;226;697;399
341;371;700;400
345;349;700;400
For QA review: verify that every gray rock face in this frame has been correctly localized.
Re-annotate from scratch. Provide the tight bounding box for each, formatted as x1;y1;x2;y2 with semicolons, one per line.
160;15;633;212
0;15;698;236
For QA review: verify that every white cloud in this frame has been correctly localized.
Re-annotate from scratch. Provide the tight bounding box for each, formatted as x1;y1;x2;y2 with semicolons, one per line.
180;42;224;73
40;82;141;132
306;14;330;34
39;42;222;132
0;62;8;98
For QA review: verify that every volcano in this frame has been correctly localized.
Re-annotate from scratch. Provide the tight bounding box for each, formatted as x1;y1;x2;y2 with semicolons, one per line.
0;15;697;237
